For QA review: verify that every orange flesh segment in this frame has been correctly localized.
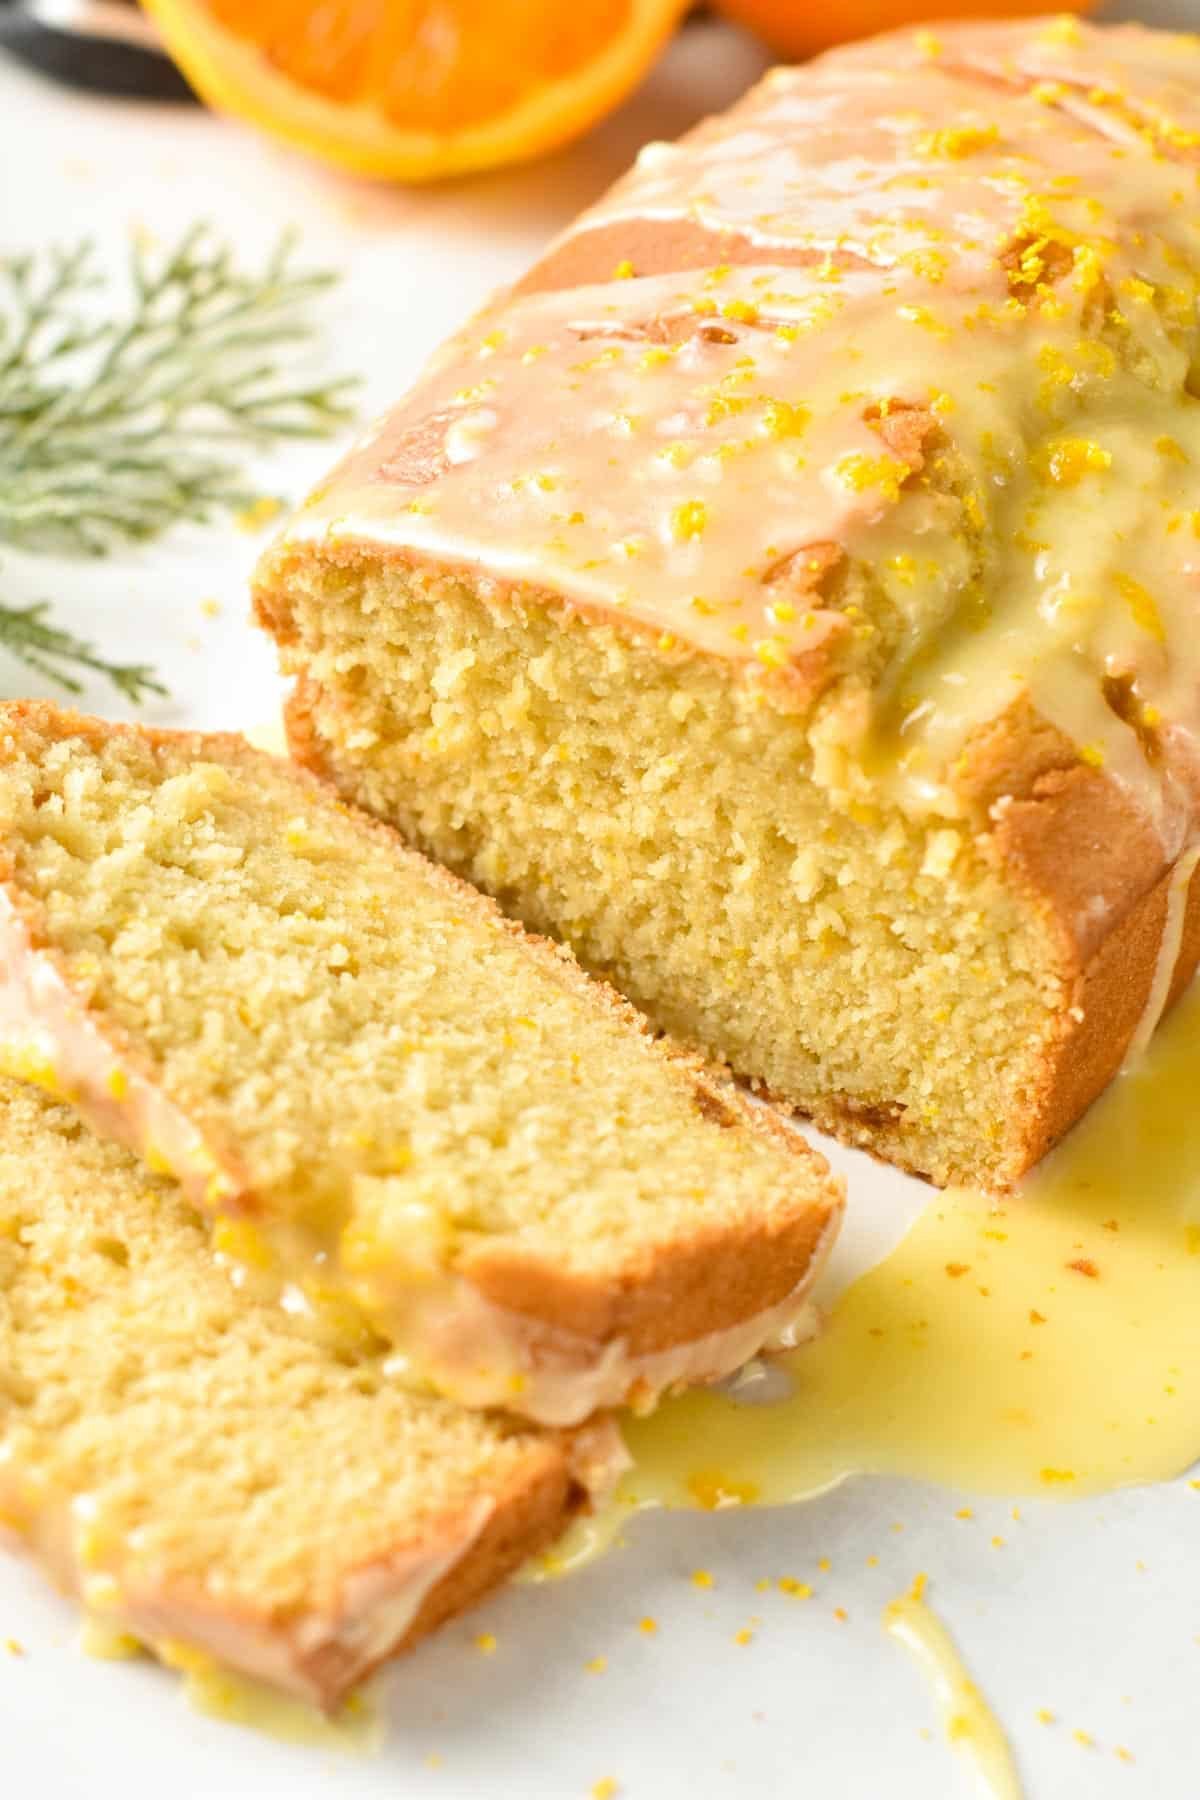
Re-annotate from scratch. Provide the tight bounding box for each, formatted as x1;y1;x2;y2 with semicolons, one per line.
201;0;638;129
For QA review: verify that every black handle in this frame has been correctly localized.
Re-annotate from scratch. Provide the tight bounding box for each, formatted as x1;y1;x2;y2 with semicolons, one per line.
0;0;197;99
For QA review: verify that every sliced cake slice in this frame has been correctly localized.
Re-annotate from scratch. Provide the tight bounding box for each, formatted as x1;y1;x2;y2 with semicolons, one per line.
0;703;841;1425
0;1077;604;1710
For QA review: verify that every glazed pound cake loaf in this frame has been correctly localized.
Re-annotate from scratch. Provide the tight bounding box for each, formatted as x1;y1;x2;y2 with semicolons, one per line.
0;704;840;1425
0;1078;599;1709
255;17;1200;1191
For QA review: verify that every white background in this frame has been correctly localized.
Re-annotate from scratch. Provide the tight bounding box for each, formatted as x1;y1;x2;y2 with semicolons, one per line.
2;6;1199;1795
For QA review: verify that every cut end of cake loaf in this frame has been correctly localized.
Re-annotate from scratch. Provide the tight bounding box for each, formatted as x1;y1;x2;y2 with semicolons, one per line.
0;702;841;1424
253;17;1200;1192
272;583;1200;1194
0;1077;592;1710
263;573;1080;1194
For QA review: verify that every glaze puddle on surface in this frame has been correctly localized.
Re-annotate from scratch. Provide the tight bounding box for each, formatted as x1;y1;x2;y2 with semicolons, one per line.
177;1664;382;1751
81;1619;382;1750
541;979;1200;1571
884;1574;1022;1800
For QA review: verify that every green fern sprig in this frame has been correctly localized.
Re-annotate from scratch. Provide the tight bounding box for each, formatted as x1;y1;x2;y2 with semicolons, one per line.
0;225;357;696
0;602;166;705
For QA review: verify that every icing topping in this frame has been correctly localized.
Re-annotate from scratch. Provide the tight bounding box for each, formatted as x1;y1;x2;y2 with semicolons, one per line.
288;19;1200;841
0;1457;490;1709
374;1202;838;1426
213;1182;840;1427
1128;842;1200;1058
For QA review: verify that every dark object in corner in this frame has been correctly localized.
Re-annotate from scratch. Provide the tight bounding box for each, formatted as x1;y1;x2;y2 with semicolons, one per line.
0;0;196;98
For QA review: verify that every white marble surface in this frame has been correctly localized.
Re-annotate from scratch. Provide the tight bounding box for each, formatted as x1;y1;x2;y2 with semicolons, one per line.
2;9;1198;1796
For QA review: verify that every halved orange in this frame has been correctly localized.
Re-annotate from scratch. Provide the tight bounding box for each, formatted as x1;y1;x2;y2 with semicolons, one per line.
141;0;689;181
713;0;1097;61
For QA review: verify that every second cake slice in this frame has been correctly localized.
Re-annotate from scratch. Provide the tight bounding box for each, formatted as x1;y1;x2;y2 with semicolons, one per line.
0;1076;593;1710
0;703;841;1424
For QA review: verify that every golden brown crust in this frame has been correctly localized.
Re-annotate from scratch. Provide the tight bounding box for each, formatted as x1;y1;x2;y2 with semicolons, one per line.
0;701;839;1370
793;710;1198;1189
1011;838;1200;1182
297;1439;580;1706
801;856;1200;1190
460;1172;834;1359
389;1440;581;1667
956;697;1167;963
22;1438;581;1712
513;215;850;297
952;694;1195;1183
